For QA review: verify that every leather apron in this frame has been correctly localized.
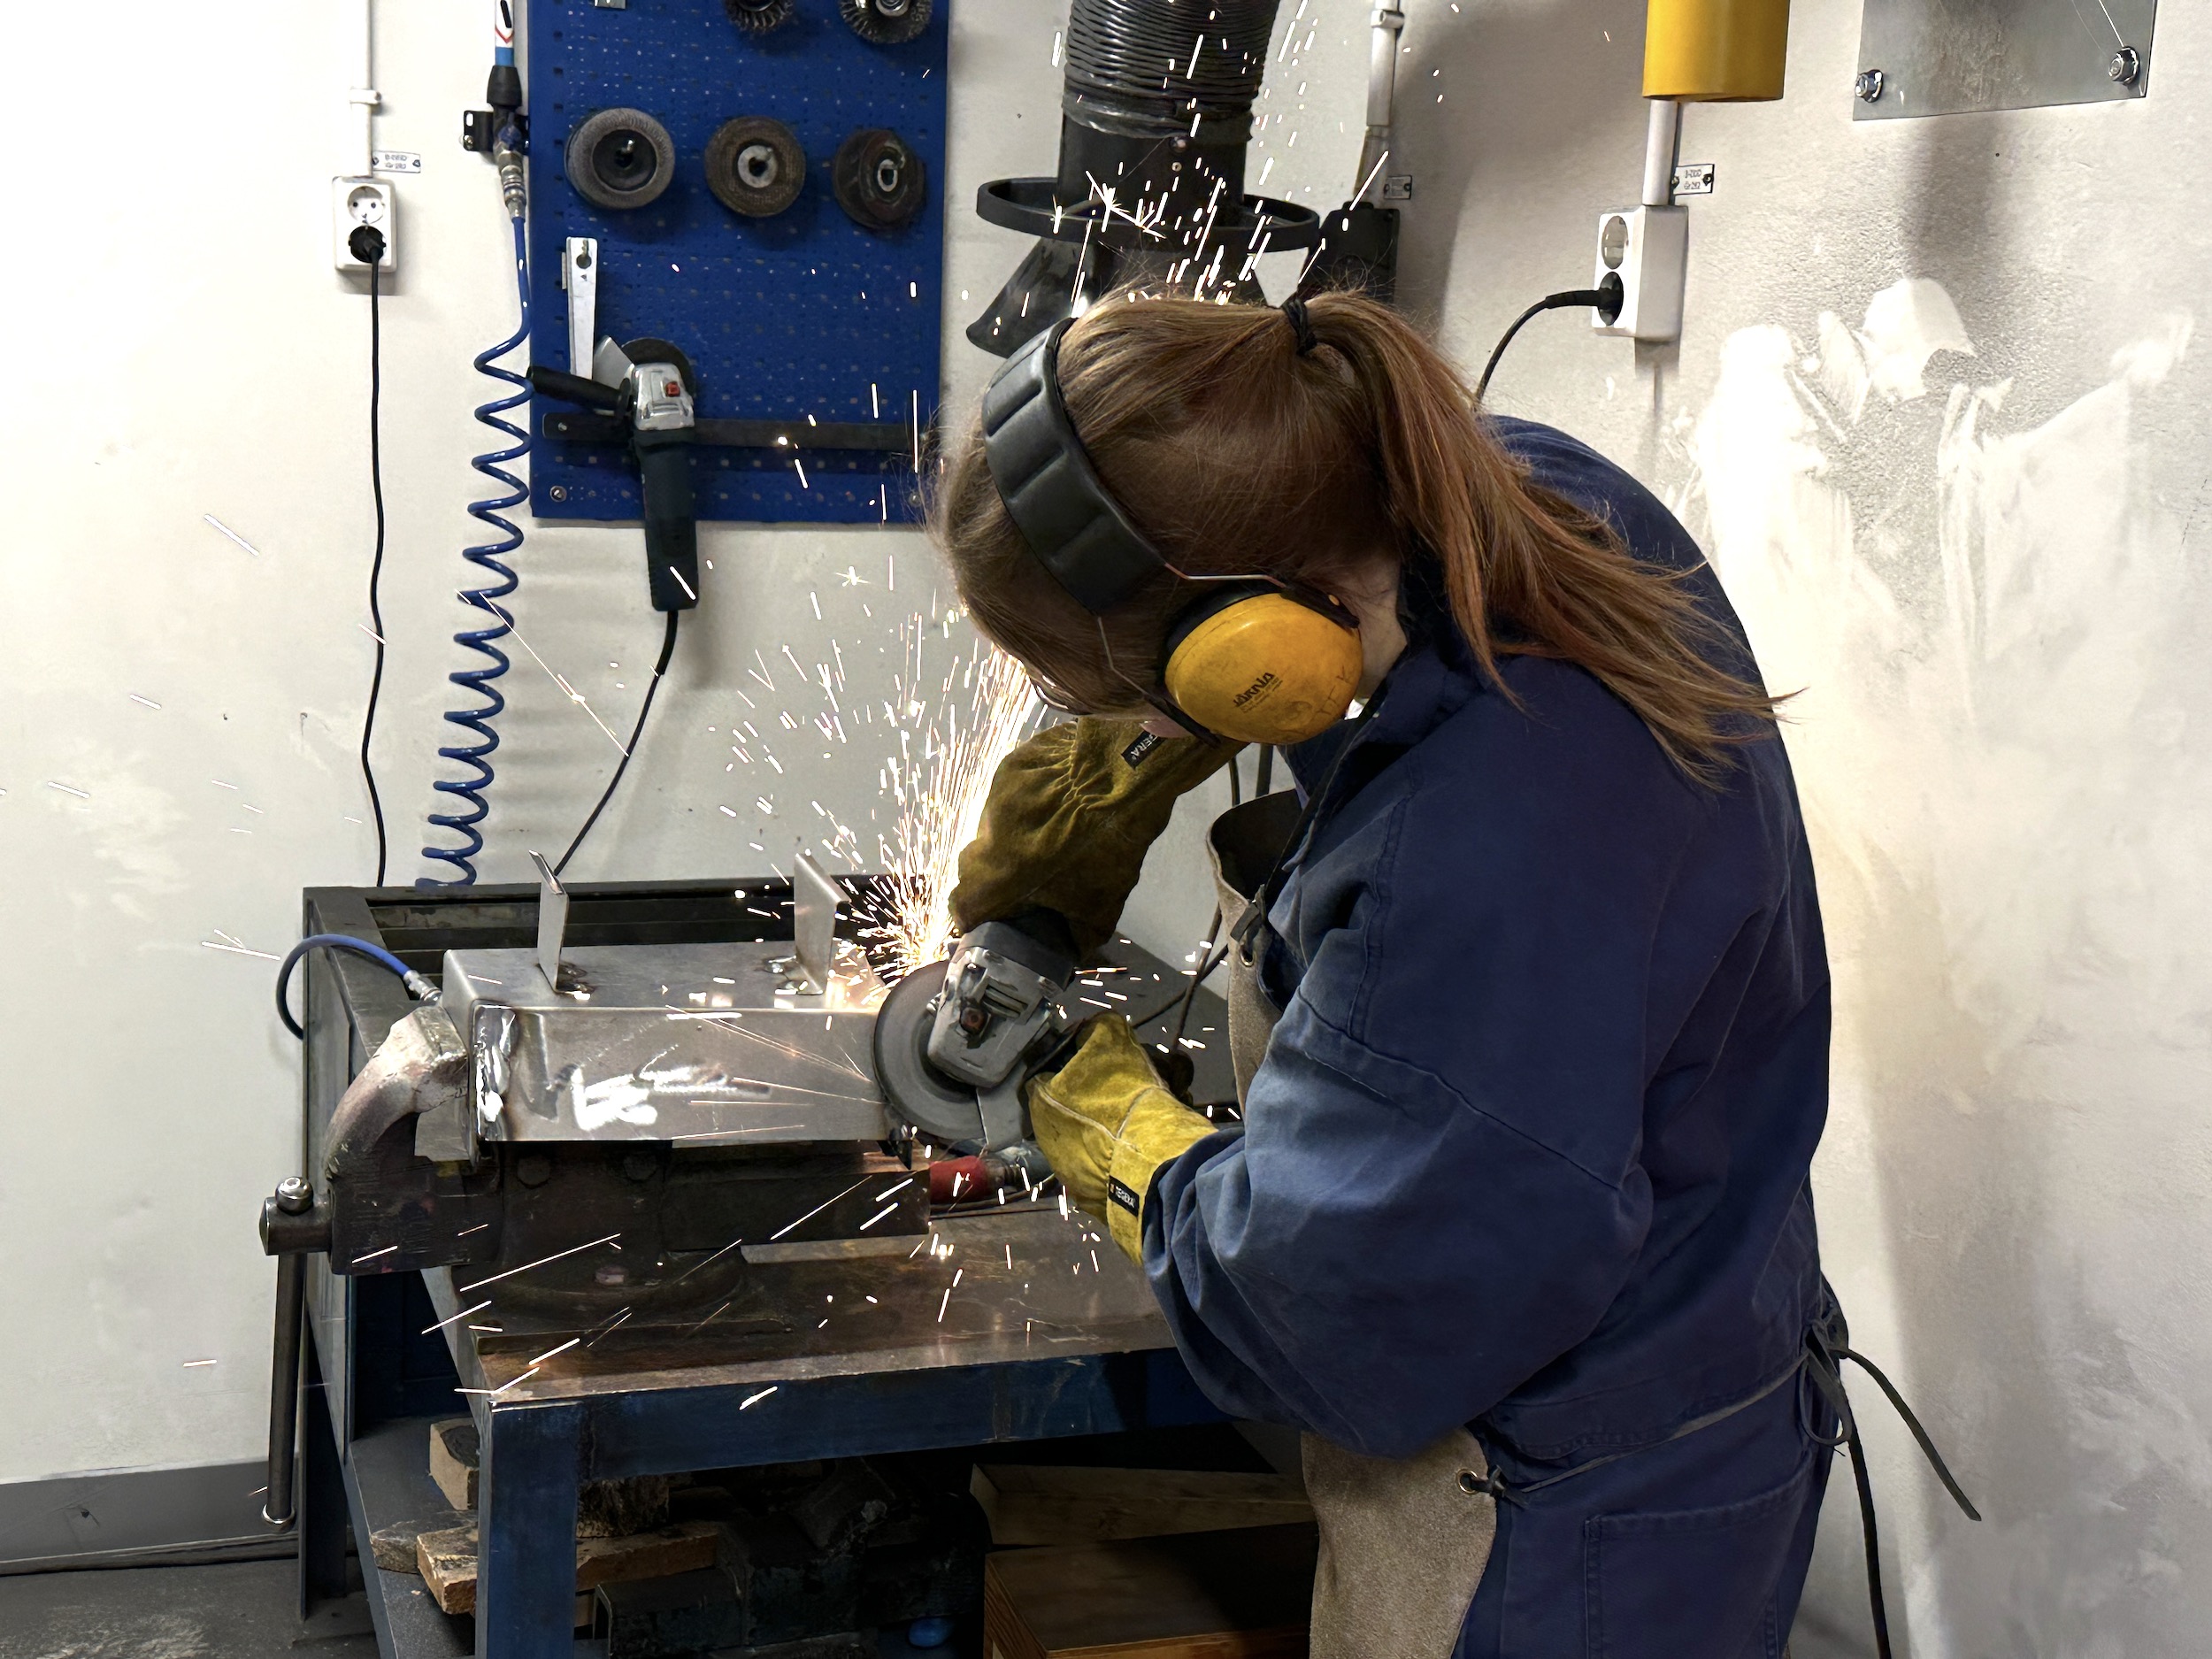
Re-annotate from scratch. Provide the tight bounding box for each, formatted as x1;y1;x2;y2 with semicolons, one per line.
1206;795;1496;1659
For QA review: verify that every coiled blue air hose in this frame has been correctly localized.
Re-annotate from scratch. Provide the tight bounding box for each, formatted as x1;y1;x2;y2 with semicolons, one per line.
420;213;531;886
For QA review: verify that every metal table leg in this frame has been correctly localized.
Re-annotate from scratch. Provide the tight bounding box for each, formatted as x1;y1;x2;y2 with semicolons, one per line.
299;1335;350;1617
475;1400;586;1659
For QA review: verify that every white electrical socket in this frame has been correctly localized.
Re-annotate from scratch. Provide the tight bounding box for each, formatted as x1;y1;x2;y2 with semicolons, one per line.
1590;205;1686;343
333;176;396;274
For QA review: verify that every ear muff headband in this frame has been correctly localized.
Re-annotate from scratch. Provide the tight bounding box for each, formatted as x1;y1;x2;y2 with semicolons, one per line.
979;317;1363;745
980;321;1164;613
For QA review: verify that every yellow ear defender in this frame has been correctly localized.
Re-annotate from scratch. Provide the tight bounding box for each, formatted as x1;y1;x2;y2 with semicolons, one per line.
980;318;1365;747
1162;582;1364;746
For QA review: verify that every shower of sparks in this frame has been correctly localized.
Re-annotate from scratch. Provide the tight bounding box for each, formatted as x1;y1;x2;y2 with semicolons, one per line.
871;641;1041;978
741;1386;777;1409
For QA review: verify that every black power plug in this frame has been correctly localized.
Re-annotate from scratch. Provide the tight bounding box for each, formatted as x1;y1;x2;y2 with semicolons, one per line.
347;224;388;267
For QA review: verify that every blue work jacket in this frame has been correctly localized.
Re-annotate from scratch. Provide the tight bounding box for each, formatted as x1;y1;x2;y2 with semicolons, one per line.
1144;419;1832;1473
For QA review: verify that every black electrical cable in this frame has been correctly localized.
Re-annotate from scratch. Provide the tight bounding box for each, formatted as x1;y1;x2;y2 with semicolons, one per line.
553;608;681;878
1474;273;1626;403
357;228;392;885
1169;911;1229;1051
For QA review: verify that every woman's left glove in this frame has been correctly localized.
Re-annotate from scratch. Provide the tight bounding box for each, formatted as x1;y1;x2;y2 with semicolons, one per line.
1026;1016;1217;1262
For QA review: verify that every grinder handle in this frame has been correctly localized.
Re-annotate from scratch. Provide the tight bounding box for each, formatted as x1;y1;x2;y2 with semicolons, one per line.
634;427;700;612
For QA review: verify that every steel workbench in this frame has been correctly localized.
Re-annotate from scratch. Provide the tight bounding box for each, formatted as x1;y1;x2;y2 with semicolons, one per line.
290;878;1233;1659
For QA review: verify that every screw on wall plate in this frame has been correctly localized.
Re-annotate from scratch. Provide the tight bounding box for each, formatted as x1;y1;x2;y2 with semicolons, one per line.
2108;47;2140;86
549;485;569;502
1855;69;1885;103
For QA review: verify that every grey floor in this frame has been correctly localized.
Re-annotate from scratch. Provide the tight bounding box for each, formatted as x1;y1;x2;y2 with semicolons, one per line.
0;1558;375;1659
0;1557;964;1658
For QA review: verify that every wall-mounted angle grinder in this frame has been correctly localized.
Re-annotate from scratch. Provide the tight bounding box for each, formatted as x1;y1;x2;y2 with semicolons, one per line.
871;919;1077;1176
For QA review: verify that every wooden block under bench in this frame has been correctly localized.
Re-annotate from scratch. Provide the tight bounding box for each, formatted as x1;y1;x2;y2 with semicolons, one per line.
414;1519;721;1617
984;1524;1316;1659
972;1465;1312;1548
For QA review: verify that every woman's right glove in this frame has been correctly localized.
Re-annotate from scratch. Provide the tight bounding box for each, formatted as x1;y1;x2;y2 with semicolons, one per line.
949;718;1240;958
1026;1015;1218;1263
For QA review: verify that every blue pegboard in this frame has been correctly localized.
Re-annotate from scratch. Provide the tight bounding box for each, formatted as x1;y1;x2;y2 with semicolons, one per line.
526;0;947;525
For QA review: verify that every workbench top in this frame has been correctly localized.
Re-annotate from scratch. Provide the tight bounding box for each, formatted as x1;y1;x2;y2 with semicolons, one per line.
426;1206;1171;1409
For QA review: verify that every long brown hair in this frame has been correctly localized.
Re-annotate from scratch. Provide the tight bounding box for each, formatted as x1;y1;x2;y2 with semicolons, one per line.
930;289;1777;780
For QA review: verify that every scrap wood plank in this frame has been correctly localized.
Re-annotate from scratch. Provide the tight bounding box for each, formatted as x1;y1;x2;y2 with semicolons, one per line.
369;1510;473;1573
983;1524;1315;1659
972;1465;1311;1547
428;1417;479;1511
415;1520;721;1616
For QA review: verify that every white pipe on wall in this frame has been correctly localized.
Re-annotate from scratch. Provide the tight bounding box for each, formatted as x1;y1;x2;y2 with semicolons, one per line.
1640;96;1679;208
347;0;380;174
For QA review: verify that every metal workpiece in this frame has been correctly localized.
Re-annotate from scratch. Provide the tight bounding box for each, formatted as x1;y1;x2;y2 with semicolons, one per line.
791;851;842;995
444;942;892;1148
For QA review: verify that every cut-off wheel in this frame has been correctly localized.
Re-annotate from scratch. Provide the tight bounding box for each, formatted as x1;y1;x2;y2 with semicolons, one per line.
723;0;795;32
832;128;927;232
871;960;989;1148
565;108;676;211
704;117;808;218
840;0;931;45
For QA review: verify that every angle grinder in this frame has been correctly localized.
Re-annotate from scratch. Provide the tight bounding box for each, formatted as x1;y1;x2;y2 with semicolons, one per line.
872;918;1076;1174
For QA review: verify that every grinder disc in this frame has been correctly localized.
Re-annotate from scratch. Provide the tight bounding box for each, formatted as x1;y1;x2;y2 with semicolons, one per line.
872;960;988;1147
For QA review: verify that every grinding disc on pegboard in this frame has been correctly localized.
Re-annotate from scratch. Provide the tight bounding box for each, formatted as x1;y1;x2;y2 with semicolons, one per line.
565;108;677;211
723;0;795;32
841;0;933;46
704;117;808;218
833;128;927;231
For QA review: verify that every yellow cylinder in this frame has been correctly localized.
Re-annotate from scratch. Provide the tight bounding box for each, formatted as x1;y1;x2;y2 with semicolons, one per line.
1643;0;1791;102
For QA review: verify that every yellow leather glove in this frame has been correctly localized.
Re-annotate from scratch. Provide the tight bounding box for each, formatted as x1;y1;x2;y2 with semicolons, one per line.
949;718;1240;958
1027;1016;1218;1261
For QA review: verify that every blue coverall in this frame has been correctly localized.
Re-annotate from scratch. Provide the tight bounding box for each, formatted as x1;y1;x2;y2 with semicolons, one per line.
1144;420;1836;1657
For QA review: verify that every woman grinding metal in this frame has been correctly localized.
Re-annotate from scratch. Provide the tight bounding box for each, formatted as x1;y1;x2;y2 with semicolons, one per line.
929;292;1952;1655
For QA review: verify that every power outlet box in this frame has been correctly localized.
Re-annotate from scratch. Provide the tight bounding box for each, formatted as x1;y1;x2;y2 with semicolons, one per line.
1591;205;1686;342
333;176;396;273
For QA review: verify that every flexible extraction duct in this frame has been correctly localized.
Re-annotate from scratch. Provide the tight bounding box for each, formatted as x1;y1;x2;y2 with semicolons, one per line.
968;0;1318;355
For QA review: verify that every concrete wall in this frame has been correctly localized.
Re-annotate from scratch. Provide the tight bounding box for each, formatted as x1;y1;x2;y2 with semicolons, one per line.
1384;1;2212;1652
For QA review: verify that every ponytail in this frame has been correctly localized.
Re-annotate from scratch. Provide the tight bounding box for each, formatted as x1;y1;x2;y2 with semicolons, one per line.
932;290;1778;781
